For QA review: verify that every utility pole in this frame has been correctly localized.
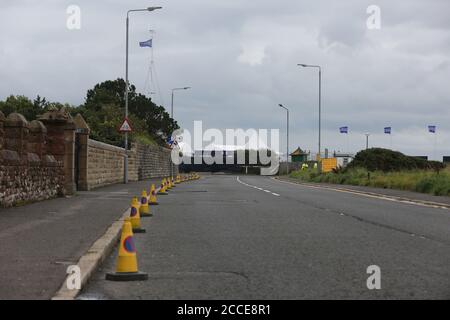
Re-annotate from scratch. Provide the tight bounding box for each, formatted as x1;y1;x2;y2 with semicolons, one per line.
124;6;162;184
297;64;322;159
170;87;191;178
278;104;290;175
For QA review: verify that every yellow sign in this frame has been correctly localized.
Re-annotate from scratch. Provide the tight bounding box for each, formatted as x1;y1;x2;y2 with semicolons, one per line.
321;158;337;173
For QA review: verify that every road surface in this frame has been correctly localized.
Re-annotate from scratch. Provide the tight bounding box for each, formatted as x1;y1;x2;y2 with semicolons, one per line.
81;175;450;299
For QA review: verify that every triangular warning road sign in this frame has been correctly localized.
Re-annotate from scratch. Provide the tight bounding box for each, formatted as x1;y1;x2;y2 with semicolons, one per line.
119;118;133;132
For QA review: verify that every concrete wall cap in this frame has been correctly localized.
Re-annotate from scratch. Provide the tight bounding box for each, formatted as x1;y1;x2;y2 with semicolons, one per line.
73;114;90;133
38;109;71;122
29;120;47;133
6;112;28;125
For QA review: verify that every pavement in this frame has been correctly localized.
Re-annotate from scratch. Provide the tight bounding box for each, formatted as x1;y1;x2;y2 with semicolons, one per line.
80;174;450;300
0;178;163;300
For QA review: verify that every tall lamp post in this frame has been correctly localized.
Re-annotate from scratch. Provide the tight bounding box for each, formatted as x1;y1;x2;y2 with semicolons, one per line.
171;87;191;119
170;87;191;178
278;104;290;175
124;6;162;184
365;133;370;150
297;64;322;160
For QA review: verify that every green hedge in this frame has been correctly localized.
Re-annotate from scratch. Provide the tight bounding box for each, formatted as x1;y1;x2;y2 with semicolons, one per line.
347;148;444;172
290;167;450;196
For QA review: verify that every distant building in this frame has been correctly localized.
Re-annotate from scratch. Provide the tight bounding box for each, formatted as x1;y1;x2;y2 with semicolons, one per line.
443;156;450;163
290;147;309;163
333;152;354;168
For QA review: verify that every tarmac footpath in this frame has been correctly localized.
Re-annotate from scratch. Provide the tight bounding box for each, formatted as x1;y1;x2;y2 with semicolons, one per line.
0;178;164;300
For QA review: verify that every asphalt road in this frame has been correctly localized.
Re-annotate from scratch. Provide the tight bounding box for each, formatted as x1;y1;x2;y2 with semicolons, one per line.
81;175;450;299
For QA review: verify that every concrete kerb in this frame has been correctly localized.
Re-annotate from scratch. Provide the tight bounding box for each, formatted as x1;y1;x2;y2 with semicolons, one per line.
51;208;130;300
51;185;164;300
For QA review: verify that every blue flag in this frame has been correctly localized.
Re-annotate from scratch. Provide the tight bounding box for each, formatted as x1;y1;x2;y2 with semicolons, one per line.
339;126;348;134
139;39;152;48
428;125;436;133
384;127;391;134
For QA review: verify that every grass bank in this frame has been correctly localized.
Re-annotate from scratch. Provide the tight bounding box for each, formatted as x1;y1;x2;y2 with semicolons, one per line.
289;166;450;197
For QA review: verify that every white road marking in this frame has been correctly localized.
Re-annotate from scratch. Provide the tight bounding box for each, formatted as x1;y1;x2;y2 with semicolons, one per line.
272;178;450;210
236;176;281;197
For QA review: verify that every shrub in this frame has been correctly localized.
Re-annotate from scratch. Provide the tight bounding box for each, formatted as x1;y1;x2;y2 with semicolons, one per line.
289;166;450;197
347;148;445;172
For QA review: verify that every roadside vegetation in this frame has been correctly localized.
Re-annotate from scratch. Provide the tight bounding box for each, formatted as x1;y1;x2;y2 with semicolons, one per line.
289;149;450;197
0;78;178;148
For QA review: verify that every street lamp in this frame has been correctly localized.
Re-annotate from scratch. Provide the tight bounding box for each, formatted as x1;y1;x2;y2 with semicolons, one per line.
278;104;290;175
297;63;322;160
124;6;162;184
170;87;191;178
171;87;191;119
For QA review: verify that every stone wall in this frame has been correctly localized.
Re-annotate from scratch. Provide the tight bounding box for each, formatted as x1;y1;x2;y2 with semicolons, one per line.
1;110;178;205
0;111;68;207
135;143;175;180
80;139;175;191
85;139;127;189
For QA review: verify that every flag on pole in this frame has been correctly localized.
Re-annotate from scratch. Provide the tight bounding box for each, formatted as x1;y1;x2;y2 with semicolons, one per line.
384;127;391;134
139;39;152;48
339;126;348;134
428;125;436;133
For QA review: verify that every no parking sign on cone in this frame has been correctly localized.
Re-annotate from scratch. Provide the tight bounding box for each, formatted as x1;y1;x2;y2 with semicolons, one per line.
105;218;148;281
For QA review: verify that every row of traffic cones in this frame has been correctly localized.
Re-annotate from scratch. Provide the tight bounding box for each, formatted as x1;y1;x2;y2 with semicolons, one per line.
106;174;199;281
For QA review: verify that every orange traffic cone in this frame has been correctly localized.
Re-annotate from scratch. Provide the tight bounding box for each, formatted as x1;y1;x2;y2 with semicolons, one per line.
130;197;146;233
149;184;159;205
166;177;173;190
139;190;152;217
105;218;148;281
158;179;168;195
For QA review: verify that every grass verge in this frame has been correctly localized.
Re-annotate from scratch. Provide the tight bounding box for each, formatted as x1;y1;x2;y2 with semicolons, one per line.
289;166;450;197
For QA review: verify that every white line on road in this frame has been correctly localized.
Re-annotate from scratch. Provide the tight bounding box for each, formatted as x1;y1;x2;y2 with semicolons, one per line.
272;178;450;210
236;177;280;197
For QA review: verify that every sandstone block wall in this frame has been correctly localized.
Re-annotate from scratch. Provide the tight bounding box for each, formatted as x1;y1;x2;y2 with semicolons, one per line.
135;143;176;180
82;139;176;190
85;139;127;189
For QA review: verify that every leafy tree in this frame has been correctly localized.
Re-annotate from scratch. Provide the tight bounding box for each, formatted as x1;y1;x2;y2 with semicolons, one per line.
77;78;178;147
0;79;178;148
0;95;39;120
0;95;74;121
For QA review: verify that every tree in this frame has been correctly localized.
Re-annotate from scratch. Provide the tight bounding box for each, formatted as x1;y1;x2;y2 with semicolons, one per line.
77;78;179;147
0;95;71;121
0;95;38;120
0;78;178;148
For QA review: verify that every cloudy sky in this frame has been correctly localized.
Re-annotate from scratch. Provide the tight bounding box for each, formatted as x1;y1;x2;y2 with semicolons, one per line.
1;0;449;160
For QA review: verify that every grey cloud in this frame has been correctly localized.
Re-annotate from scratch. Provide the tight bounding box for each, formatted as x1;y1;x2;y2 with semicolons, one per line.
0;0;449;159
